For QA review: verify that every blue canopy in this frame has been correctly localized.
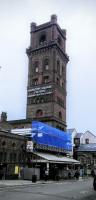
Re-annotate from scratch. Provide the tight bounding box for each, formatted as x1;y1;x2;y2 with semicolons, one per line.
31;121;72;151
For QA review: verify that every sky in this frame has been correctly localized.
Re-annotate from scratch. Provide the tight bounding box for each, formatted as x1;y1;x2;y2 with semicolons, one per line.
0;0;96;134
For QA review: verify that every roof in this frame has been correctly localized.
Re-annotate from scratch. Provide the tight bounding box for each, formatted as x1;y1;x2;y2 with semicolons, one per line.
67;129;75;133
34;152;79;164
77;144;96;152
75;133;83;138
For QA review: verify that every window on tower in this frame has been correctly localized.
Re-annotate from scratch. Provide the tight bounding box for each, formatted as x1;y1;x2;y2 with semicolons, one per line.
35;67;39;72
43;76;49;84
32;78;38;86
36;109;43;117
57;35;62;47
43;58;49;71
62;65;64;74
34;61;39;73
39;34;46;45
57;96;64;108
56;77;59;85
62;82;64;87
59;111;62;119
57;60;60;74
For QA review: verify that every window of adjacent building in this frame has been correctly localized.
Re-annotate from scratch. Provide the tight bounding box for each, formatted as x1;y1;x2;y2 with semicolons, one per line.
39;34;46;45
13;153;17;162
12;142;16;148
3;152;7;162
87;157;91;164
2;141;6;146
85;138;89;144
36;109;43;117
80;157;84;164
94;159;96;164
18;153;22;161
10;153;12;162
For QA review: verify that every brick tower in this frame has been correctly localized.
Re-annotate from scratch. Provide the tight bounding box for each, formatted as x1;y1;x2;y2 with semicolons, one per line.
26;15;69;131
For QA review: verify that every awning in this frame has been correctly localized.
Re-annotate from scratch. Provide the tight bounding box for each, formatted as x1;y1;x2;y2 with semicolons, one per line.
33;152;80;164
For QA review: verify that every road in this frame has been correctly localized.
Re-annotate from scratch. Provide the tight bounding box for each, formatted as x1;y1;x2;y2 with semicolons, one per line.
0;178;96;200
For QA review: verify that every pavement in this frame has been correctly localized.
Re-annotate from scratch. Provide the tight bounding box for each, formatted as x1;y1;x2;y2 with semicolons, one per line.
0;180;45;187
0;177;92;188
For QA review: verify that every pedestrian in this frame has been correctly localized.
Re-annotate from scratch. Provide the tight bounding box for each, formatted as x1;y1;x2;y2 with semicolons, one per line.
68;171;71;179
91;169;95;177
93;174;96;190
74;169;80;180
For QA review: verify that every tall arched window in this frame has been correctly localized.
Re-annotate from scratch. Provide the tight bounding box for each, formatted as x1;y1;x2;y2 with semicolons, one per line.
57;36;62;47
57;60;60;74
34;61;39;73
39;34;46;45
59;111;62;119
43;76;49;84
43;58;49;70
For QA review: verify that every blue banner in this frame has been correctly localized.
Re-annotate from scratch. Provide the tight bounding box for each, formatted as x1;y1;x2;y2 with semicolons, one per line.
31;121;72;151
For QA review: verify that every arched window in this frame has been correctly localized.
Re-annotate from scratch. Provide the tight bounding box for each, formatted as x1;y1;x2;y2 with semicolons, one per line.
59;111;62;119
62;82;64;87
56;77;59;85
34;61;39;73
43;76;49;84
32;78;38;86
39;34;46;45
36;109;43;117
57;36;62;46
57;60;60;74
62;65;64;74
43;59;49;70
85;138;89;144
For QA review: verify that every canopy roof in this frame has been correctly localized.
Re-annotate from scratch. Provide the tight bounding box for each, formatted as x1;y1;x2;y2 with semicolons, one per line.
33;152;80;164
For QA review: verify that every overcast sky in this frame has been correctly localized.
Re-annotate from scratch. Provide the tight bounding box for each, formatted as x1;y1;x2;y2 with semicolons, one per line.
0;0;96;134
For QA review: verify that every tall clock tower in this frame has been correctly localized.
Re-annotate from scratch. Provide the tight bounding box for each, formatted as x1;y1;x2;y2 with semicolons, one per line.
26;15;69;131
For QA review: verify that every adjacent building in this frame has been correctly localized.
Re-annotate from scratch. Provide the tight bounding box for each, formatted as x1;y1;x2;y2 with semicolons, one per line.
68;129;96;174
0;113;26;179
